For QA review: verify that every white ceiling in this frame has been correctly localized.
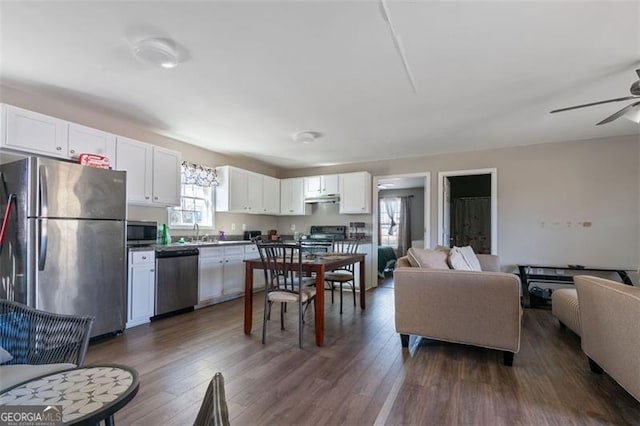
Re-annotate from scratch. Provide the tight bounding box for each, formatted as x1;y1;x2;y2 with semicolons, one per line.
1;1;638;169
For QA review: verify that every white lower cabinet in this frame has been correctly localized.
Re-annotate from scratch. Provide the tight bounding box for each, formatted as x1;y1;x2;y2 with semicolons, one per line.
244;244;265;290
127;250;156;328
198;245;246;305
198;248;224;302
222;247;245;295
354;243;373;291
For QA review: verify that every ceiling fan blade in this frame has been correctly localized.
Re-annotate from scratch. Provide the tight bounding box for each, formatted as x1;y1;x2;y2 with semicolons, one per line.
550;96;639;113
596;101;640;126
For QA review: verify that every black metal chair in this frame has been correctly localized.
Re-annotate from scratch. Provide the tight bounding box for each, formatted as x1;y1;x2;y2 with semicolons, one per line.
0;299;94;367
193;372;231;426
256;240;317;348
324;239;360;314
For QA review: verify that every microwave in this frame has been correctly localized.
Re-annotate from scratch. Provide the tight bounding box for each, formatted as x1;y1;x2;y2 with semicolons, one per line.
126;220;158;246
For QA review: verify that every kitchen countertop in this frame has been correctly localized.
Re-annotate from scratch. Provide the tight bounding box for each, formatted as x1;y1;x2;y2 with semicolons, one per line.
128;240;254;252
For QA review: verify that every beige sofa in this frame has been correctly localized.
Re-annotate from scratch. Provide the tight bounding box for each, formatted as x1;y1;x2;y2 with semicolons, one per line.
574;275;640;402
394;255;522;366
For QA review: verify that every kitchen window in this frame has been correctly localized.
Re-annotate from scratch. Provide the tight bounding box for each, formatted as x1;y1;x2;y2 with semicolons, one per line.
168;162;218;229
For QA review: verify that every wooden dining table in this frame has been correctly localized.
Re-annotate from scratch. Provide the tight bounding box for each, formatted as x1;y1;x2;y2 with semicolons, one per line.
243;252;366;346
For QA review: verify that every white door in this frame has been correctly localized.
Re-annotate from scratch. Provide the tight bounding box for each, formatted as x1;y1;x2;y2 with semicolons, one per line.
442;177;451;248
438;169;498;254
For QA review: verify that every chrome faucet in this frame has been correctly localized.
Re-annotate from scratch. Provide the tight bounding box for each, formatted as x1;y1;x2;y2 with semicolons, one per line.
193;223;200;241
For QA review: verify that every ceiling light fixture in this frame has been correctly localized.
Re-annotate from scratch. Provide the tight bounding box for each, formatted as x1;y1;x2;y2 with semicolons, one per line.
293;131;322;144
132;37;180;69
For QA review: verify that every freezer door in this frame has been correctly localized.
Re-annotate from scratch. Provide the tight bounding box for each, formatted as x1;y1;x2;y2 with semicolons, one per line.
36;219;126;337
36;157;126;220
0;159;32;304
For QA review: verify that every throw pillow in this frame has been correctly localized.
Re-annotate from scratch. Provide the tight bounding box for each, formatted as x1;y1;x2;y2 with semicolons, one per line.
0;345;13;364
407;248;450;270
449;246;482;271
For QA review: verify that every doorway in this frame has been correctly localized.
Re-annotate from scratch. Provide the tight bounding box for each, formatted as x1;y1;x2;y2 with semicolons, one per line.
438;168;497;255
373;173;430;284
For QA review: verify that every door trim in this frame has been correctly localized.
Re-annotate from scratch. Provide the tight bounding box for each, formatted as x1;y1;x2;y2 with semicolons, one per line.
373;172;431;286
437;168;497;255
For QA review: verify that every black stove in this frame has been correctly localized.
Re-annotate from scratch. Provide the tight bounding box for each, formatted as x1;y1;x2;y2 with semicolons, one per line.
308;225;347;241
302;226;347;254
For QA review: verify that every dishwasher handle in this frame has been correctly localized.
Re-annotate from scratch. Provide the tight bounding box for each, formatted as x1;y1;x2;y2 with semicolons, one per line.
155;248;200;258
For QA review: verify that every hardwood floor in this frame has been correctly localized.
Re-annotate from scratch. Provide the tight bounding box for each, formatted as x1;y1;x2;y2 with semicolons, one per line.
86;286;640;425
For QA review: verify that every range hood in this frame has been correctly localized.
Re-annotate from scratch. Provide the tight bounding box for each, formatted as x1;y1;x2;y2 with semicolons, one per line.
304;194;340;204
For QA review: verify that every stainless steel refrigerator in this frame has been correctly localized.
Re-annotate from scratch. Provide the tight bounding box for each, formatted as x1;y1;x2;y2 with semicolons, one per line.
0;157;127;337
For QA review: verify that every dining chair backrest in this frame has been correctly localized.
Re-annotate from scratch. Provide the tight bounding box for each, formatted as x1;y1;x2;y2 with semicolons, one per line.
332;240;360;271
255;240;304;293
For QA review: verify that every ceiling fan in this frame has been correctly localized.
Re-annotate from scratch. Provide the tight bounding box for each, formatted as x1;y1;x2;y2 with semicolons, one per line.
550;69;640;125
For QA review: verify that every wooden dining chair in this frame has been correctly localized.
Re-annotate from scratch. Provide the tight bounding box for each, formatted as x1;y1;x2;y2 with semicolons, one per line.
324;239;360;314
256;240;317;348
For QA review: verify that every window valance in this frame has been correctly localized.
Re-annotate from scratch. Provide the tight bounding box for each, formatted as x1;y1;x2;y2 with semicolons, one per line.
181;161;219;187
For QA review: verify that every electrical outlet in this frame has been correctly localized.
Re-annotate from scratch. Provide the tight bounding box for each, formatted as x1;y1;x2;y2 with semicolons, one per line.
242;224;246;231
231;223;236;231
290;224;295;231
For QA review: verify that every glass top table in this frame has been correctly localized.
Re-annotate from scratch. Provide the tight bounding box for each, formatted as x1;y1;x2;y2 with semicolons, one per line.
0;364;139;425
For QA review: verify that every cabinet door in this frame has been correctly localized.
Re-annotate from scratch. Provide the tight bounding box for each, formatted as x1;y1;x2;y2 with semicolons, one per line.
353;244;373;292
152;147;181;206
246;172;263;213
222;254;245;295
228;167;248;212
280;178;308;215
128;264;155;327
199;255;224;301
67;123;116;163
304;176;322;197
116;137;153;204
3;105;68;158
322;174;340;195
339;172;372;214
262;176;280;214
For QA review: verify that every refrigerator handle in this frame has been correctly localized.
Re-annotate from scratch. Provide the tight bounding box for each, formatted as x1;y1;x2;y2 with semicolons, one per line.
39;218;48;271
39;165;48;217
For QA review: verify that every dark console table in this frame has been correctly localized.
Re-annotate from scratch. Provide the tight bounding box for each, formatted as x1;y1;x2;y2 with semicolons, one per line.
518;265;633;308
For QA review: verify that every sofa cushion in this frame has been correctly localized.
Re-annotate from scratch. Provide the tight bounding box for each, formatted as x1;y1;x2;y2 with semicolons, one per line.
407;248;450;270
0;363;76;392
449;246;482;271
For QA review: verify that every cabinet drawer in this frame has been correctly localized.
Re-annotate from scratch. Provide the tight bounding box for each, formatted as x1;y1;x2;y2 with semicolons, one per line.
244;245;258;255
130;251;155;265
224;246;245;257
200;247;224;258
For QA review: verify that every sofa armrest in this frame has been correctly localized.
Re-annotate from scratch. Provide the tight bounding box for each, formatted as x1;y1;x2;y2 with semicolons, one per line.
396;256;411;268
575;275;640;401
393;267;521;352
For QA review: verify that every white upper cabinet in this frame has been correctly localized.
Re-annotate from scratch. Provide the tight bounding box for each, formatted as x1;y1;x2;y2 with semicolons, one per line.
115;137;153;203
262;176;280;214
2;104;68;159
339;171;372;214
246;171;263;213
216;166;280;215
280;177;310;216
303;174;339;198
2;104;117;164
67;123;116;163
152;146;181;206
115;138;181;207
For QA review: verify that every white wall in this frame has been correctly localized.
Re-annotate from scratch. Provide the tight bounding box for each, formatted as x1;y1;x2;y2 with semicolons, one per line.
281;135;640;274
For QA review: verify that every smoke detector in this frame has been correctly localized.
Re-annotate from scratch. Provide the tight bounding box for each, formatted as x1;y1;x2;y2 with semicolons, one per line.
293;131;322;144
132;37;180;69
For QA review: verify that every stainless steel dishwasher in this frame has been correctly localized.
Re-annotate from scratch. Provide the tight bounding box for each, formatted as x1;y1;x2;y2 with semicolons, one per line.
155;247;199;316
